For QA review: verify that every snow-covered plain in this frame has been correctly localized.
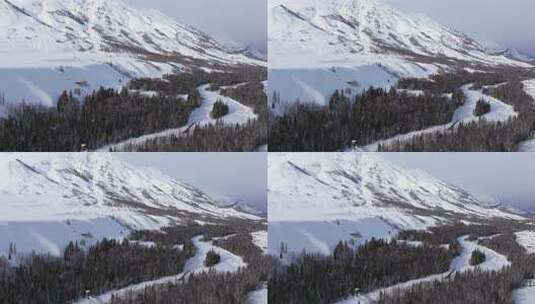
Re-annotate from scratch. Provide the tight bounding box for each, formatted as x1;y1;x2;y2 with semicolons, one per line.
269;219;395;256
75;235;246;304
360;84;518;151
337;235;511;303
98;84;257;151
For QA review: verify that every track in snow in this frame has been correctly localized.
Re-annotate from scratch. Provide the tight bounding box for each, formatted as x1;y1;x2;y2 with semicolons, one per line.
74;235;246;304
360;84;518;151
336;235;511;304
97;84;257;151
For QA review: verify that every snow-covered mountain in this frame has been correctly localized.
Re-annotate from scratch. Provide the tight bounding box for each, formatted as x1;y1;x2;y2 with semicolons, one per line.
269;153;522;226
0;0;263;104
268;153;524;254
269;0;531;72
0;153;259;257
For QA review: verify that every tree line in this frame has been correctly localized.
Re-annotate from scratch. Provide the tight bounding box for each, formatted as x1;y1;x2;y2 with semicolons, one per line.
268;237;456;304
381;80;535;151
269;86;459;151
0;238;193;304
111;231;270;304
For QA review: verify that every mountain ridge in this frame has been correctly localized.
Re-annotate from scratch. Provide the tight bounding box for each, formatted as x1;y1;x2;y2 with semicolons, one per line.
269;0;532;73
269;153;524;229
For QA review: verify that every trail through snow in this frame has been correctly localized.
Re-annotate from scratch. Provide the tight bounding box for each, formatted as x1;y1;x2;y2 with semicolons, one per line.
517;79;535;151
360;84;517;151
336;235;511;303
97;84;257;151
75;235;246;304
246;282;268;304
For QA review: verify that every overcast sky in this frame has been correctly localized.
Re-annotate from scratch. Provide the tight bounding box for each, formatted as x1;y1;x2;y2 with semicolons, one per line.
127;0;267;52
116;153;267;213
381;153;535;212
384;0;535;57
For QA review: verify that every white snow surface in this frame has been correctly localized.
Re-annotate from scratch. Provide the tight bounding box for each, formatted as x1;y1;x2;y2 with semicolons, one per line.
361;84;518;151
246;282;268;304
75;235;246;304
514;280;535;304
98;84;257;151
251;231;268;254
268;0;531;104
337;235;511;303
269;153;521;224
269;0;530;71
515;231;535;254
268;153;521;255
0;152;258;258
0;0;263;104
523;79;535;101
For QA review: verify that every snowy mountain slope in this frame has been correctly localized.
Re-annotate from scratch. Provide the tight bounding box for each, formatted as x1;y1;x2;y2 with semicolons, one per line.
268;153;523;254
268;0;532;103
0;153;259;257
269;0;530;71
0;0;264;104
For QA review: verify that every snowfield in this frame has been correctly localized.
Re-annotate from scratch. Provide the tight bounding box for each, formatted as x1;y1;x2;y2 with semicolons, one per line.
246;282;268;304
98;84;257;151
251;231;268;254
515;231;535;254
337;235;511;303
361;84;518;151
523;79;535;101
75;235;246;304
514;281;535;304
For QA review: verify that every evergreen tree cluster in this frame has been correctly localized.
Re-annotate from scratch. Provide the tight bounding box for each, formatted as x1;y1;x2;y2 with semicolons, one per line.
381;231;535;304
469;249;486;266
0;238;192;304
0;87;199;151
123;119;267;152
269;87;457;151
268;237;455;304
210;99;230;119
204;250;221;267
474;99;491;116
381;80;535;151
110;231;270;304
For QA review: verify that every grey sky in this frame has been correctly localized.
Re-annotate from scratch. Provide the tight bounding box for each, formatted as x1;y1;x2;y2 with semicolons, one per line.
384;0;535;57
381;153;535;212
115;153;267;213
127;0;267;52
